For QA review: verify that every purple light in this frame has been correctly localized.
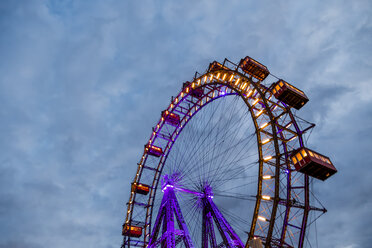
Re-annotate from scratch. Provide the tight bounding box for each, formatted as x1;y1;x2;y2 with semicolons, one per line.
161;184;174;192
285;169;290;174
154;174;244;248
148;183;195;248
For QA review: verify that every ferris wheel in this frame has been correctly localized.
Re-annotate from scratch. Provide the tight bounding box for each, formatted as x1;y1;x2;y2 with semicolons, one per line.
120;56;337;248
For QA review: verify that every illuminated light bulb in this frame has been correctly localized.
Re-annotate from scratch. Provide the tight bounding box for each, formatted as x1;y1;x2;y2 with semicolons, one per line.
302;149;308;157
258;216;267;222
240;82;247;90
186;87;189;93
272;105;277;111
256;109;263;117
252;98;259;105
235;78;240;85
198;79;201;85
285;123;292;128
262;175;272;180
262;138;270;144
262;195;271;200
209;74;213;81
181;92;184;97
229;74;234;81
175;98;178;103
260;122;269;129
222;73;227;80
288;136;297;142
203;76;207;83
263;156;272;161
246;90;253;97
216;73;220;79
170;104;173;108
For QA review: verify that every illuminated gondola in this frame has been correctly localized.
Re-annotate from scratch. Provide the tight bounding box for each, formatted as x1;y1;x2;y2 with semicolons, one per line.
208;61;229;72
291;148;337;181
272;79;309;110
239;56;270;81
132;183;150;195
162;110;180;126
122;224;142;237
183;81;204;98
145;144;163;157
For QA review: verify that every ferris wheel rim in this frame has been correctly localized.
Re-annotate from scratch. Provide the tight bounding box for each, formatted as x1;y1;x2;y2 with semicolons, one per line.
124;69;310;248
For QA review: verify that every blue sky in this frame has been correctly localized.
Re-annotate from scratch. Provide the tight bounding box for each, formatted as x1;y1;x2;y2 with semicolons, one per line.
0;0;372;247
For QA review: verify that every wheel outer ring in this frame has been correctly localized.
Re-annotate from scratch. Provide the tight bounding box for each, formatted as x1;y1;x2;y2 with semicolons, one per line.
123;70;308;248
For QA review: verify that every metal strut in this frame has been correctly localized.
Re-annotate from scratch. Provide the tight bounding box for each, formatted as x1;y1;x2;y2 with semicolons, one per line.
202;197;245;248
148;187;194;248
149;177;245;248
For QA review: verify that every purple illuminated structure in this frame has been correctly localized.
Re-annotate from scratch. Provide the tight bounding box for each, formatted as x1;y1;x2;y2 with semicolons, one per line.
148;175;244;248
148;175;194;248
201;192;244;248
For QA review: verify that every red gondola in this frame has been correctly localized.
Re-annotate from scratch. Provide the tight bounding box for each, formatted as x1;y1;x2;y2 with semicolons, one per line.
122;224;142;237
208;61;229;72
162;110;180;126
191;87;204;98
272;80;309;110
291;148;337;181
132;183;150;195
183;81;204;98
238;56;270;81
145;144;163;157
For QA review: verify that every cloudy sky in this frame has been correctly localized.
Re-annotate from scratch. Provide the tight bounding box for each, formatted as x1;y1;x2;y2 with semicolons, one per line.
1;0;371;247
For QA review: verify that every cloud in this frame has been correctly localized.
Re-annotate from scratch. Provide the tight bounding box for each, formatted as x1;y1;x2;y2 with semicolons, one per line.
0;0;371;247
